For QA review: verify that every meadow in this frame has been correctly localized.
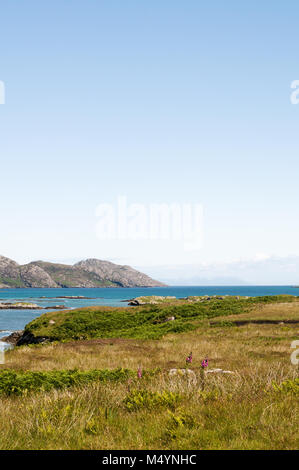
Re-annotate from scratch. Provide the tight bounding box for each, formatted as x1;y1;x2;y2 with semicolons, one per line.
0;296;298;450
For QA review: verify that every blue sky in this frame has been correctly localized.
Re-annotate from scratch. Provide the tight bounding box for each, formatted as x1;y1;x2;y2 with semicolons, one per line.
0;1;299;283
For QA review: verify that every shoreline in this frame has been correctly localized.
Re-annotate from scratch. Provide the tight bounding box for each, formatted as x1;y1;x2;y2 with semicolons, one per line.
1;288;299;340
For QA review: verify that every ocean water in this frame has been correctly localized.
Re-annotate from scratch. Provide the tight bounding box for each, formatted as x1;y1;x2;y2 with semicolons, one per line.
0;286;298;336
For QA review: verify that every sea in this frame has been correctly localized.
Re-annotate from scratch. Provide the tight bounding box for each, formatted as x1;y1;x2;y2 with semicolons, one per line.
0;286;298;346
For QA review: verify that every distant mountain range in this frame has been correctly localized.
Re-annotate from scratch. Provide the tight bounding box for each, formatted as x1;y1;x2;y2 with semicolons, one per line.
138;255;299;285
0;256;165;288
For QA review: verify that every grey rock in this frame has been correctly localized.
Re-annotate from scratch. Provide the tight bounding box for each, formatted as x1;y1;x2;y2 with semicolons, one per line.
205;368;235;375
76;259;166;288
0;330;23;345
0;302;43;310
0;255;166;289
16;331;50;346
44;305;66;309
129;296;175;305
20;264;58;288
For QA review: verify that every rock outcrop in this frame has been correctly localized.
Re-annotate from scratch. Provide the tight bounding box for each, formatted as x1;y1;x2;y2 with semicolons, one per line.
0;302;43;310
0;255;166;288
16;331;50;346
129;296;176;305
75;259;165;288
0;330;24;345
0;256;22;287
20;264;58;288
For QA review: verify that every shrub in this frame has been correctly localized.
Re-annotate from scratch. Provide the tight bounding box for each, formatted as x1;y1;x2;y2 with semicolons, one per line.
272;378;299;396
163;409;197;442
0;368;134;396
124;389;182;412
22;295;298;343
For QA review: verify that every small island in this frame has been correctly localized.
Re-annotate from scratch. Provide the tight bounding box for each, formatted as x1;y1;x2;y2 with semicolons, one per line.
0;302;66;310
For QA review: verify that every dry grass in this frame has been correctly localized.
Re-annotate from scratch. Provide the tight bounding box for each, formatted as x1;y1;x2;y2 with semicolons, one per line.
4;320;298;374
214;301;299;322
0;304;298;450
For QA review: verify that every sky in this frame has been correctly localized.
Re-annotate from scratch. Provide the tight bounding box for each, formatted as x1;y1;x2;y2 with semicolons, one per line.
0;1;299;284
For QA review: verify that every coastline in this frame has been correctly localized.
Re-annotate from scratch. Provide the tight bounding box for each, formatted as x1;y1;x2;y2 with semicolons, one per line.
0;286;298;337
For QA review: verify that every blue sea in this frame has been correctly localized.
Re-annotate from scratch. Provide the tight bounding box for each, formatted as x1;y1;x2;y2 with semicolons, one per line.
0;286;298;338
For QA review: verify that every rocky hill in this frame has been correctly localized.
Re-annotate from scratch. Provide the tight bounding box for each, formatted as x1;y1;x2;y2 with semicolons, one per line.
0;256;165;288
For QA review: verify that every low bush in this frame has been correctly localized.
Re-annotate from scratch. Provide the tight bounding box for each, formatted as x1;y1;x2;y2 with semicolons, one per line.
0;368;134;396
272;378;299;396
124;389;183;411
162;409;198;443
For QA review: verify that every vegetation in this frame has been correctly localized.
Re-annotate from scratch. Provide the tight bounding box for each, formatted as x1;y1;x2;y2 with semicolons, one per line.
0;368;134;396
33;261;117;288
124;389;182;411
0;255;163;288
23;295;298;342
0;277;24;288
272;378;299;396
0;296;298;449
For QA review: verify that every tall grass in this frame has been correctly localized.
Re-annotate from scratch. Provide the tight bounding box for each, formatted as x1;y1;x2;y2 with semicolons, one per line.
0;363;297;450
0;299;298;449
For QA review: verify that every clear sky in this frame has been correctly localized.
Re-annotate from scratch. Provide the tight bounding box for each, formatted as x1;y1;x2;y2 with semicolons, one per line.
0;1;299;283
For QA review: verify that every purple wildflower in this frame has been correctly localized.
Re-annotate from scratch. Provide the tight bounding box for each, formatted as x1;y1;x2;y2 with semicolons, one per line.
137;366;142;378
201;358;209;369
186;352;193;364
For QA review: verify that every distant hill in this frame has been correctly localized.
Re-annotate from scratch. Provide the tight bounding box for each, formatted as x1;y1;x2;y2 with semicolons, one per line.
0;256;165;288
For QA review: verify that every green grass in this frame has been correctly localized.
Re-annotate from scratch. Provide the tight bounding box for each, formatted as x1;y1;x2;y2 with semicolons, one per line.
273;378;299;396
0;277;24;288
0;368;135;396
24;295;298;342
1;299;298;450
124;389;183;411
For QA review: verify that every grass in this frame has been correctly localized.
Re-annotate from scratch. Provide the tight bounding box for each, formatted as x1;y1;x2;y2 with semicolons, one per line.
0;296;298;449
211;301;299;323
22;295;298;342
0;368;135;396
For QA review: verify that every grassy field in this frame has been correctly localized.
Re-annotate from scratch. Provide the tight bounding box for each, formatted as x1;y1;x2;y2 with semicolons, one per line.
0;296;298;450
20;294;298;341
